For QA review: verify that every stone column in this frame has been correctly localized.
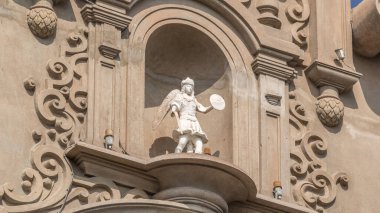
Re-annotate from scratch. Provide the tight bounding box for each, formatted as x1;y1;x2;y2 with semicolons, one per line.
80;1;132;152
253;52;296;199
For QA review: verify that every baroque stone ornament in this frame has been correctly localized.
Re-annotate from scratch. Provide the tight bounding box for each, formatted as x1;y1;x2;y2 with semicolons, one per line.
286;0;310;48
0;30;88;212
153;77;224;154
256;0;282;29
289;92;349;213
27;0;59;38
64;176;148;207
315;89;344;127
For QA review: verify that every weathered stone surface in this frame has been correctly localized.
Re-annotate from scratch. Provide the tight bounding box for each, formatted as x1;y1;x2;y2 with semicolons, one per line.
0;0;380;212
352;0;380;57
27;3;57;38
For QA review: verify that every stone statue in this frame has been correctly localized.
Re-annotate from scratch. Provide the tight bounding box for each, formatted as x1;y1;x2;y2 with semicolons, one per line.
153;77;225;154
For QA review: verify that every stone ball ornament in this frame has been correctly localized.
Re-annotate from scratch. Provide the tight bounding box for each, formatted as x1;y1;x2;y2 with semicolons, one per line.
315;96;344;127
27;0;58;38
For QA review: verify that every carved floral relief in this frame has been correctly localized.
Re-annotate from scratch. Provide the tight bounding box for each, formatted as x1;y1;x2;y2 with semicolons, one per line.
289;92;349;213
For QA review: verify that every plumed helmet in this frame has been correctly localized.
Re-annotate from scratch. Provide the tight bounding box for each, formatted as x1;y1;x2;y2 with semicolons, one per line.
181;77;194;87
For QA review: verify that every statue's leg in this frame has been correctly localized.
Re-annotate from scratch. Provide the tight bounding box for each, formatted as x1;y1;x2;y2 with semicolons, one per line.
175;134;189;153
194;137;203;154
186;141;194;153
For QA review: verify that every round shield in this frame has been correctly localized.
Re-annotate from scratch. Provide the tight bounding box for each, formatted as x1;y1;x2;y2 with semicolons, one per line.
210;94;225;111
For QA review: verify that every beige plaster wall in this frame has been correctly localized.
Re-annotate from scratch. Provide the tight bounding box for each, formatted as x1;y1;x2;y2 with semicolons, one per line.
292;53;380;212
0;0;80;185
0;0;379;212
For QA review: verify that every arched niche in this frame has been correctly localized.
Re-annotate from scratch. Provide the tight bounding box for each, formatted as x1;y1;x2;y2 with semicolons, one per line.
125;4;259;171
144;24;232;161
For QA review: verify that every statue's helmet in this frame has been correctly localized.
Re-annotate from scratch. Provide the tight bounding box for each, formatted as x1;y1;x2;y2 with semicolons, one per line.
181;77;194;88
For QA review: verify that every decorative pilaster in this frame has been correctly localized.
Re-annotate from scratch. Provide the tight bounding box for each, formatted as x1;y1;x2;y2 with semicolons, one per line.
80;0;132;151
27;0;61;38
253;52;296;199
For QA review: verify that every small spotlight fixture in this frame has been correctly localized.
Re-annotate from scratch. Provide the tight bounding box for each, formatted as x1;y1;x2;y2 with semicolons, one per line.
104;129;114;150
273;180;283;200
335;48;345;61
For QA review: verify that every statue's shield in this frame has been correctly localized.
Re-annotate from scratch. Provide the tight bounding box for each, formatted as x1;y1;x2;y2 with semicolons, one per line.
210;94;225;111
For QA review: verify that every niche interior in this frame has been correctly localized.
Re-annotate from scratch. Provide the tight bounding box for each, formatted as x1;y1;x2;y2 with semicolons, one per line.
144;24;233;162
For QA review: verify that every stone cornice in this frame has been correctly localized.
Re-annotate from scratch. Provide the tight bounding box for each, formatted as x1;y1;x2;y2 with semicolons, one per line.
86;0;139;10
66;142;159;194
305;61;362;93
252;53;297;81
81;3;132;30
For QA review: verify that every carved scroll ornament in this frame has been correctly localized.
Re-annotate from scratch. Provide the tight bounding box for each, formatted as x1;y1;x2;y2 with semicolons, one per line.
286;0;310;48
289;92;348;213
0;30;88;212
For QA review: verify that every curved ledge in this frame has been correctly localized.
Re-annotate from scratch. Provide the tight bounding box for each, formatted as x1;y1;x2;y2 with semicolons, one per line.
352;0;380;57
67;199;199;213
147;154;257;203
66;143;257;212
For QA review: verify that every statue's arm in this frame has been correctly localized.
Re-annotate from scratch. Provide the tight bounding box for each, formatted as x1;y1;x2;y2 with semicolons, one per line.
196;99;213;113
170;96;181;128
170;96;181;113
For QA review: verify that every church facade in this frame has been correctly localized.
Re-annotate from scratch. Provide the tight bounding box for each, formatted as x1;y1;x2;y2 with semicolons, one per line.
0;0;379;212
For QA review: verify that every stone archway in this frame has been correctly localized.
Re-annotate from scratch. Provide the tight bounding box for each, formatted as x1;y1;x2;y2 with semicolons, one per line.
125;4;259;174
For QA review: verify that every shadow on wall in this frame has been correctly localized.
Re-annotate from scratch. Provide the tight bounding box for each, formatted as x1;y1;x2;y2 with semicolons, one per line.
144;24;229;108
353;53;380;116
149;137;177;158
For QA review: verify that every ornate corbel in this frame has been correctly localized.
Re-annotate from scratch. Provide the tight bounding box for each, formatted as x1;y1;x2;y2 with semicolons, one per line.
305;0;362;128
305;61;362;127
27;0;62;38
255;0;282;29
